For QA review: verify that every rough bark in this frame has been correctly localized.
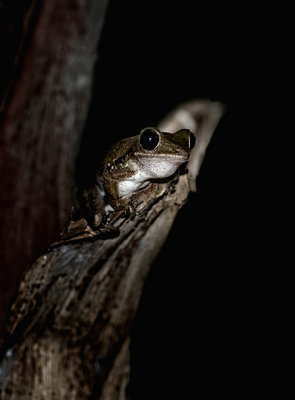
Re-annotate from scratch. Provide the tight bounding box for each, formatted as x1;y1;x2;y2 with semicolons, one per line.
0;100;224;399
0;0;109;329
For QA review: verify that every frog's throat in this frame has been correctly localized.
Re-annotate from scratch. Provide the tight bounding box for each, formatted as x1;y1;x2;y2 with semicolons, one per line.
117;175;151;198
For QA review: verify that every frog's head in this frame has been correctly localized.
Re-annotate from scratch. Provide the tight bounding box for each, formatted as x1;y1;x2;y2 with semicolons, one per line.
133;127;196;179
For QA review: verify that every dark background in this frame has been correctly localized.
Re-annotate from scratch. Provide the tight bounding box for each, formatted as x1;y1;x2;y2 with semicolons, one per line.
0;0;272;396
77;1;267;397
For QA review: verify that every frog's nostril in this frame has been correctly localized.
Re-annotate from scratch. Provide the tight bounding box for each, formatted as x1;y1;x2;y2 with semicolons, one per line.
189;132;196;150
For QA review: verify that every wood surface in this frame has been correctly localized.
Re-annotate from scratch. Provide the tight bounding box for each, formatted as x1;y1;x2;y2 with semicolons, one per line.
0;99;224;399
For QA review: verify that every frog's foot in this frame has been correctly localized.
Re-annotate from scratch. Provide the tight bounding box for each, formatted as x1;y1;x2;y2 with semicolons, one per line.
108;209;128;224
50;218;97;247
61;217;89;238
98;222;120;238
91;212;103;229
126;182;168;217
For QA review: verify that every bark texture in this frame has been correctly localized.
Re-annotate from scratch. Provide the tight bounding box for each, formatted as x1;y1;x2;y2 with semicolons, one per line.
0;0;109;329
0;100;224;399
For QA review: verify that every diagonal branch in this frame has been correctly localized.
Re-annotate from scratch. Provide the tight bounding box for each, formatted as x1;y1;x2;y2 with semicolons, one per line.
0;99;224;400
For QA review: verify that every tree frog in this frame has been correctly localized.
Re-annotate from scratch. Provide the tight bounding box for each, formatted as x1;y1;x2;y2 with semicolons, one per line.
77;127;196;230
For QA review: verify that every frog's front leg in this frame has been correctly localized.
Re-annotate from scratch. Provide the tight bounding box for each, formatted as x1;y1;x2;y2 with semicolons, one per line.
107;181;169;219
130;181;169;213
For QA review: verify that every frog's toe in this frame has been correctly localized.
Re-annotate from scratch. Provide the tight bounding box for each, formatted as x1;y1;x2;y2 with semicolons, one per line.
92;213;102;228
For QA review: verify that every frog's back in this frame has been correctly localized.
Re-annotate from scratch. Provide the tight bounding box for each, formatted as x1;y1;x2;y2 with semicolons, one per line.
103;135;138;167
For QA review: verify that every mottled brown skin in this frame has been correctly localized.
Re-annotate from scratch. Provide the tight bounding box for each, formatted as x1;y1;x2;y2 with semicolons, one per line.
79;127;194;229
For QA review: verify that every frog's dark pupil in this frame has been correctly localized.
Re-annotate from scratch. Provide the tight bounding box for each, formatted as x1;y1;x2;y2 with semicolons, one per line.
140;129;160;150
189;131;196;149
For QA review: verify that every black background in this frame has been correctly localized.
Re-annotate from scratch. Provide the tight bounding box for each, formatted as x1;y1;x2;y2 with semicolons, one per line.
0;0;282;395
77;1;271;397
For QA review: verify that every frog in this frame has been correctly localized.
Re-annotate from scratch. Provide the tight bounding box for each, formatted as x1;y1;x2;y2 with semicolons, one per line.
73;127;196;234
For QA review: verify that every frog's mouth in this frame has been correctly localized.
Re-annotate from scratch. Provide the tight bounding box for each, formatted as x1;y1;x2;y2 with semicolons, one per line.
137;150;189;162
140;152;190;164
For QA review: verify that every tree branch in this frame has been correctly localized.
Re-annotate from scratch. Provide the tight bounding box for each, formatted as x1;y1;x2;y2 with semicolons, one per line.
0;99;224;399
0;0;109;330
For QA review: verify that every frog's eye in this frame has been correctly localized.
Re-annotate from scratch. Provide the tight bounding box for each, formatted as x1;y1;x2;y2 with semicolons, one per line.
189;131;196;150
139;128;160;151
